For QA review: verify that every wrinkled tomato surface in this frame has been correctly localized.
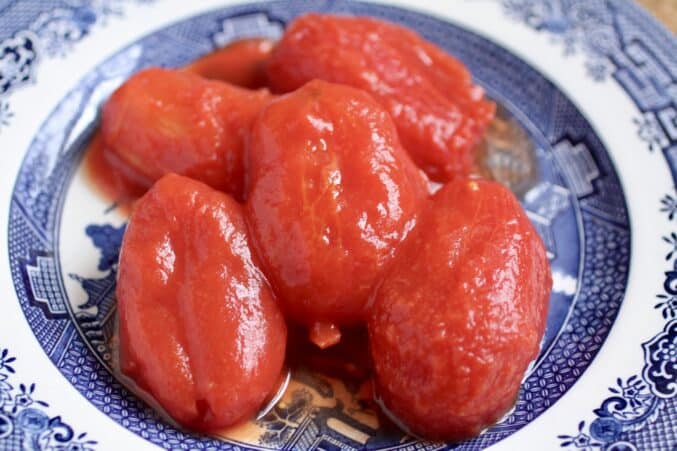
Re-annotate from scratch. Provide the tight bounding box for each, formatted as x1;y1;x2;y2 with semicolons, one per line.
102;68;270;200
117;174;287;431
368;178;552;441
267;14;495;182
245;79;427;338
101;19;552;441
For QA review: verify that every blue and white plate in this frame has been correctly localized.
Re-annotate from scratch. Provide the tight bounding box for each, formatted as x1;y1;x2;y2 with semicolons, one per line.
0;1;675;450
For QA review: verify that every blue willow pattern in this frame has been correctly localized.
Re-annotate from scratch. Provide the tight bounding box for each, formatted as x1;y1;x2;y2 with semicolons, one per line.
0;348;97;450
2;0;673;449
0;0;153;132
501;1;677;449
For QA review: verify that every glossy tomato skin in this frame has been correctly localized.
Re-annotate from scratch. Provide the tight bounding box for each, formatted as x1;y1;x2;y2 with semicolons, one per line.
245;79;428;332
368;179;551;441
185;38;275;89
267;14;495;182
102;68;270;200
117;174;287;431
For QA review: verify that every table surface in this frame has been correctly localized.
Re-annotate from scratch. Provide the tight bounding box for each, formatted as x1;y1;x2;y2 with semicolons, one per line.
637;0;677;33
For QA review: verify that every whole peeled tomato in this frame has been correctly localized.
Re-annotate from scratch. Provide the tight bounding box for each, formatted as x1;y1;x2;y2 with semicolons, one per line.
267;14;495;182
245;79;427;346
368;178;552;441
101;67;270;200
117;173;287;431
185;38;275;89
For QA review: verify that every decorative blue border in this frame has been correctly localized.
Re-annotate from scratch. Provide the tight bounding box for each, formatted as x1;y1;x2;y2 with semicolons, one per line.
3;0;675;449
502;0;677;175
501;1;677;449
0;0;153;133
0;346;97;450
7;2;633;449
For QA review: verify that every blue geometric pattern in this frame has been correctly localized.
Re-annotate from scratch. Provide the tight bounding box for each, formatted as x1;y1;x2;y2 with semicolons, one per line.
552;140;599;198
6;2;630;449
502;0;677;173
642;320;677;400
0;0;151;132
0;347;97;450
24;253;67;318
2;0;672;449
524;182;571;259
212;12;283;47
501;1;677;450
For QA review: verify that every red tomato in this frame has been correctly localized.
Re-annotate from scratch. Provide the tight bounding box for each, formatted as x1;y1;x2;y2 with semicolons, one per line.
267;14;495;182
101;68;270;200
117;174;287;431
245;79;427;343
185;38;275;89
368;179;551;440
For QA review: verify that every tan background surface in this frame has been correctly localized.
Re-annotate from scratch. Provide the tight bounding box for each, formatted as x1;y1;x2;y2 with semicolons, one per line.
637;0;677;34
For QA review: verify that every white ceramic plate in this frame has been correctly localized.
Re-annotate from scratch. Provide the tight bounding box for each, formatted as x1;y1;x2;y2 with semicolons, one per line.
0;1;675;450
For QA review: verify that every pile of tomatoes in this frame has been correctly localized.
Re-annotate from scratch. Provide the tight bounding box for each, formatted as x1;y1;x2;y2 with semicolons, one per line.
105;14;552;441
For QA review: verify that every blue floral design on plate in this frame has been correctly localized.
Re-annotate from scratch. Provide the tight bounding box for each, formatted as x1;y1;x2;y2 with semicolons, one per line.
7;1;632;449
642;320;677;400
0;347;96;450
659;192;677;222
3;0;675;449
0;0;152;131
501;1;677;449
501;0;677;176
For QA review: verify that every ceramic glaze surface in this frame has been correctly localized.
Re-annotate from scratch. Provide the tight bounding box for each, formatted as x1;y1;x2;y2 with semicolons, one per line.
0;1;674;450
